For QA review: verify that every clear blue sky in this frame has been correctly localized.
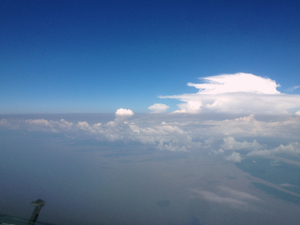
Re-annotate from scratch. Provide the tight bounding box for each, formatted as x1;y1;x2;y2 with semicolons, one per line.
1;0;300;113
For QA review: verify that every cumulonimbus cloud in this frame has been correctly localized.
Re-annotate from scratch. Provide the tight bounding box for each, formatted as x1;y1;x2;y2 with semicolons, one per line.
160;73;300;114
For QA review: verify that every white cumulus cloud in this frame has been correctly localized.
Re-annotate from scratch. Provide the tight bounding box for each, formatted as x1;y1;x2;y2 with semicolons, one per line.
247;142;300;157
221;137;263;151
115;108;134;117
160;73;300;114
148;103;169;113
226;152;242;162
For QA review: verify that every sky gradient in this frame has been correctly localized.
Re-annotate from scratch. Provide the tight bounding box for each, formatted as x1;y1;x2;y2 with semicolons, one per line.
2;2;300;224
1;0;300;113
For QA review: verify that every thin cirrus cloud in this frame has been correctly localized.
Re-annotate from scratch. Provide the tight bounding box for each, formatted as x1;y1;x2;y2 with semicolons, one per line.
159;73;300;114
288;85;300;92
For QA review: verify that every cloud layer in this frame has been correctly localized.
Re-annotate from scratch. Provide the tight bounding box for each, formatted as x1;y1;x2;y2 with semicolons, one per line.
2;112;300;158
160;73;300;114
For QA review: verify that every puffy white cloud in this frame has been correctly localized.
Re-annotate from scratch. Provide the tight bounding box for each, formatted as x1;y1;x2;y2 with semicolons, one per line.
226;152;242;162
247;142;300;157
16;114;196;151
77;121;90;130
115;108;134;117
26;119;50;126
148;103;169;113
160;73;300;114
0;119;11;127
246;149;271;156
25;119;73;132
273;142;300;155
173;101;202;114
128;123;195;151
296;110;300;116
221;137;263;151
200;114;300;139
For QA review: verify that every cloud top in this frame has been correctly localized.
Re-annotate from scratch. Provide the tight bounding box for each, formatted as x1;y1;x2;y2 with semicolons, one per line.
188;73;280;95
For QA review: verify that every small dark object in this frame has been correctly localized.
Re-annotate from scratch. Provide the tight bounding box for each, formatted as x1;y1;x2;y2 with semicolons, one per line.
28;199;45;225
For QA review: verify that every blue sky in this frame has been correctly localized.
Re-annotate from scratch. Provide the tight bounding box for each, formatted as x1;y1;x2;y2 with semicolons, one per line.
1;0;300;113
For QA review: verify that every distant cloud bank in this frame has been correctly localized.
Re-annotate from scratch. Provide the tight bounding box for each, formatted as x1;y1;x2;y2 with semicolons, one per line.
1;111;300;160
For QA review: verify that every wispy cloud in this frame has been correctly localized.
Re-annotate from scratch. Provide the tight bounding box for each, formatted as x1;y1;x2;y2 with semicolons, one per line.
288;85;300;92
160;73;300;114
189;186;261;209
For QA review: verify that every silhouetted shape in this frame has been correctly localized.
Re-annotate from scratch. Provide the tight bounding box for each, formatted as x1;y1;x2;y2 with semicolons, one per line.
187;216;202;225
28;199;45;225
156;200;170;207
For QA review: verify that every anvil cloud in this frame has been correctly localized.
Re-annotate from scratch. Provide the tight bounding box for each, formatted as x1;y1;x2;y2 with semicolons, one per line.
160;73;300;114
